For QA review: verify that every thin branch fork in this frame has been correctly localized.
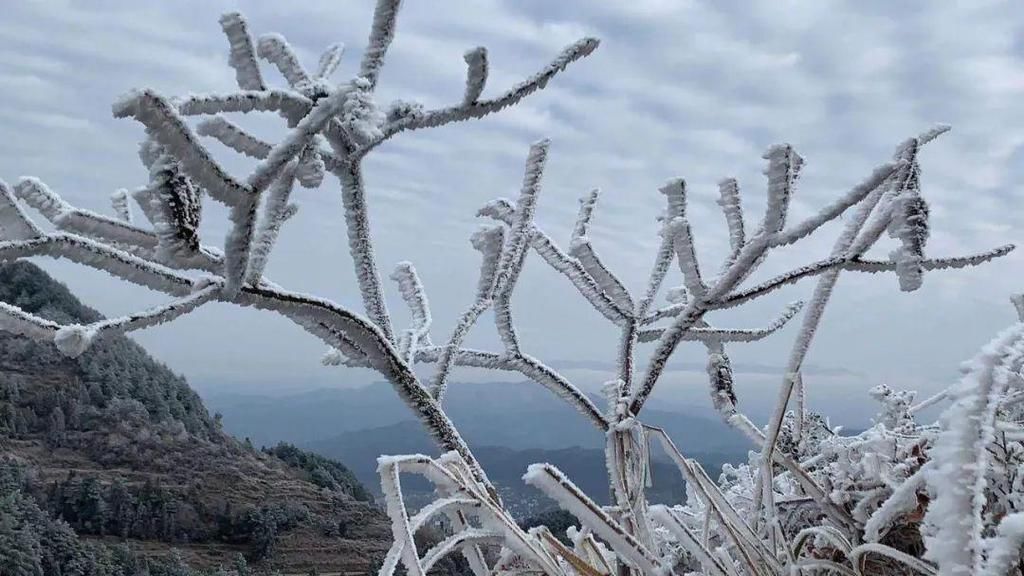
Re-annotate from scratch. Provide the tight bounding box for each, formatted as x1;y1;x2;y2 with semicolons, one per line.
353;36;600;160
751;129;950;523
628;135;1008;417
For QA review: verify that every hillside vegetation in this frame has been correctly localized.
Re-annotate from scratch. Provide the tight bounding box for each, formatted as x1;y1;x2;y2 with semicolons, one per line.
0;261;390;574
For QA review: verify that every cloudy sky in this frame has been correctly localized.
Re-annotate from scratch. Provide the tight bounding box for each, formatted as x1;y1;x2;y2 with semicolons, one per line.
0;1;1021;419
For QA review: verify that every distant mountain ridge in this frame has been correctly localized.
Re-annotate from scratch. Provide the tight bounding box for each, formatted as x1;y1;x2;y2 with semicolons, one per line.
303;419;742;518
0;261;390;574
207;381;753;455
209;380;754;518
547;358;864;377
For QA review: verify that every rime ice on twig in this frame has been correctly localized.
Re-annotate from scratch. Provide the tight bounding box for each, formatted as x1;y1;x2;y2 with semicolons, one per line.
360;36;599;155
523;463;667;574
257;33;310;88
0;179;42;240
137;155;202;262
245;163;298;283
0;301;59;340
924;324;1024;576
219;13;265;91
753;129;949;511
637;301;803;343
360;0;402;89
390;261;431;363
569;190;634;311
114;90;250;206
16;178;156;255
462;47;488;105
771;162;901;248
110;189;133;224
55;283;223;358
716;177;745;271
476;200;629;323
889;193;930;291
0;234;193;295
760;144;803;234
197;116;273;159
177;90;312;120
316;43;345;80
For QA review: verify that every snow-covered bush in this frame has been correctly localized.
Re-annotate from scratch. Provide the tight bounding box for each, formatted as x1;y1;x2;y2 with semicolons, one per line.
0;1;1018;574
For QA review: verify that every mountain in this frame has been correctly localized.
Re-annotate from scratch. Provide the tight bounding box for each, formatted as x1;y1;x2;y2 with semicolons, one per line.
207;381;754;455
0;261;391;574
304;419;742;519
546;359;864;378
209;383;753;515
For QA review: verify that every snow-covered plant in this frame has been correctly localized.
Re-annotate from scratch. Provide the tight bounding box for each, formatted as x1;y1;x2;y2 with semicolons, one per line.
0;2;1017;574
922;314;1024;576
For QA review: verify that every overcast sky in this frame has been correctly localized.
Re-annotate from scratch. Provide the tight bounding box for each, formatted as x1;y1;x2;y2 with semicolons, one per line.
0;1;1021;418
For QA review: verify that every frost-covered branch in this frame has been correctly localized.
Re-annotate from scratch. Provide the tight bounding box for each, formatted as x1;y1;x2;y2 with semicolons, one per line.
755;129;949;519
637;300;803;343
760;144;803;235
514;216;631;324
430;227;504;400
924;323;1024;575
54;282;223;358
716;244;1014;309
649;505;730;576
390;261;432;363
524;463;670;574
0;234;194;295
716;177;745;272
316;43;345;80
770;161;901;248
360;0;402;89
114;90;250;206
569;190;634;311
462;47;488;105
662;179;707;300
257;33;311;88
335;161;395;341
0;301;60;340
15;178;156;250
196;115;273;159
219;12;265;91
0;193;490;498
0;179;43;241
357;36;599;157
636;210;679;319
244;163;299;283
176;90;312;120
110;189;133;224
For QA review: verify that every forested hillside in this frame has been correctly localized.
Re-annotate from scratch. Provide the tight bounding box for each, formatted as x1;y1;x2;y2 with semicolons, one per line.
0;261;390;574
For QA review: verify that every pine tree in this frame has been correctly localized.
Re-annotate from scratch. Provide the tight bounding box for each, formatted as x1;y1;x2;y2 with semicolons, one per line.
0;513;43;576
232;553;250;576
76;477;108;536
106;480;135;538
65;398;81;430
0;403;16;433
160;548;192;576
46;406;66;447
